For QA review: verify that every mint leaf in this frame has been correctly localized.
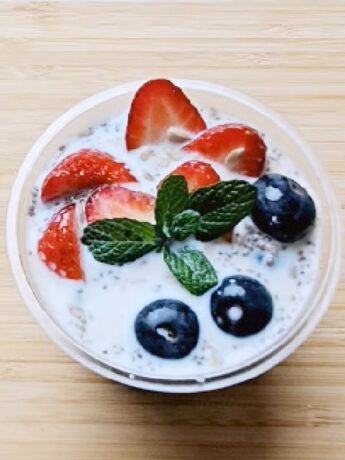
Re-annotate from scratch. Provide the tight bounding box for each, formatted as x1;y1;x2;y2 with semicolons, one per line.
171;210;200;241
82;218;161;264
155;175;189;237
188;180;256;240
163;246;218;295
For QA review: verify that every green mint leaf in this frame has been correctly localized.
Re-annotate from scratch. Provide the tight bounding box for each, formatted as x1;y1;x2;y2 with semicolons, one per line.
163;246;218;296
155;175;189;237
81;218;160;264
171;210;200;241
188;180;256;240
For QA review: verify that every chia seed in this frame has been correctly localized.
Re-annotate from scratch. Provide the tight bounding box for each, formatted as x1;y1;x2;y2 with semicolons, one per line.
113;345;124;355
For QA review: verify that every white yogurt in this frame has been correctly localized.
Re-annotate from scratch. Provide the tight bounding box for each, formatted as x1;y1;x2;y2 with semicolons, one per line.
25;107;319;379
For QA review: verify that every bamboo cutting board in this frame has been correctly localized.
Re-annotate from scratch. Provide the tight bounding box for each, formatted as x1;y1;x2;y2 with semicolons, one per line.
0;1;344;459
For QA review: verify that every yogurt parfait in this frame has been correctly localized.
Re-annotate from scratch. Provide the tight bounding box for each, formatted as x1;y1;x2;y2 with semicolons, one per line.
9;79;340;392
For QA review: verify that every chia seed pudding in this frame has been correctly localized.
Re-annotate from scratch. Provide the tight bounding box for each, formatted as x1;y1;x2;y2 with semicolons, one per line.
25;83;319;380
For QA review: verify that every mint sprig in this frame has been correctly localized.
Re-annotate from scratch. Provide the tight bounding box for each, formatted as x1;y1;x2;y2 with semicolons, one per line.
155;175;189;237
81;176;256;295
171;210;200;241
163;246;217;295
81;218;161;264
189;180;256;240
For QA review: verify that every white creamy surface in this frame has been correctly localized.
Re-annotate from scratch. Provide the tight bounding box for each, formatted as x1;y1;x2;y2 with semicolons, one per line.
26;107;319;379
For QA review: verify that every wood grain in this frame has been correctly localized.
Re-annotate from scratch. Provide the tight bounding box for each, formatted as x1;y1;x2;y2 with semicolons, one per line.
0;1;344;459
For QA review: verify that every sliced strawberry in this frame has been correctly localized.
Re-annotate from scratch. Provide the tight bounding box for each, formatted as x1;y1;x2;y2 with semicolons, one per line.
182;124;266;177
85;185;155;224
41;149;137;202
167;160;220;192
38;204;84;280
126;79;206;150
223;231;233;243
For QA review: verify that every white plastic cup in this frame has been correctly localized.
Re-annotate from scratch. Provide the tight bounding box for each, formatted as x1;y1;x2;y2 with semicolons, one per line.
7;80;342;393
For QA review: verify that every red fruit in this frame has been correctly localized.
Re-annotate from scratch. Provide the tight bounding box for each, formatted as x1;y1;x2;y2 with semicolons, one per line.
223;231;233;243
41;149;137;202
182;124;266;177
85;185;155;224
38;204;84;280
168;160;220;192
126;79;206;150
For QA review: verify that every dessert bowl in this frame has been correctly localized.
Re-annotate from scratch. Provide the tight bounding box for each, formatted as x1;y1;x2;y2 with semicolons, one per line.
7;79;342;393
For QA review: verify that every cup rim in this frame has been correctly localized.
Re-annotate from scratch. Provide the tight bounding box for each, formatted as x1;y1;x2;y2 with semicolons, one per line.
7;79;342;393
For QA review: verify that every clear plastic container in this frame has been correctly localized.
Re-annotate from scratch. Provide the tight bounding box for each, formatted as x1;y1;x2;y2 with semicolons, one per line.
7;80;342;393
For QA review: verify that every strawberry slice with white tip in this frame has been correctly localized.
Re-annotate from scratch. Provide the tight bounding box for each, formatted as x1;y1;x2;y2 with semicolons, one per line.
41;149;137;202
126;79;206;150
182;124;266;177
38;204;84;280
167;160;220;192
85;185;155;224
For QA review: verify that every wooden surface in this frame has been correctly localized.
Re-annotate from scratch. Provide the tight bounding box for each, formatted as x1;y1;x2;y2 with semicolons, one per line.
0;1;344;459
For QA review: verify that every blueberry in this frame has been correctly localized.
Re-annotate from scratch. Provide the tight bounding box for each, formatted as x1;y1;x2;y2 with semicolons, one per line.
135;299;199;359
251;174;316;243
211;275;273;337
